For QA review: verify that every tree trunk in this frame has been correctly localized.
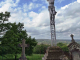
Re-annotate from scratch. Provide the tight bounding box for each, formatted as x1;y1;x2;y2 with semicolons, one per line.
15;54;17;60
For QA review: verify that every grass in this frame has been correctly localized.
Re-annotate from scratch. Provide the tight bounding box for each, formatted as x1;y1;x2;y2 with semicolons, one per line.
0;54;44;60
27;54;44;60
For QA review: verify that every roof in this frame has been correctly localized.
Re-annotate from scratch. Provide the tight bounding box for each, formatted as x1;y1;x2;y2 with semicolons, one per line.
68;41;80;51
68;34;80;51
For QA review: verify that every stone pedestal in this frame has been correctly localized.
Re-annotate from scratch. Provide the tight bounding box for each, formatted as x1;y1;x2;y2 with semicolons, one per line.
19;56;27;60
42;46;64;60
19;54;27;60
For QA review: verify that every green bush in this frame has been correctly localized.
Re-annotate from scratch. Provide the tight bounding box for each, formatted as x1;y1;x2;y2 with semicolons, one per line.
33;43;50;54
57;42;69;52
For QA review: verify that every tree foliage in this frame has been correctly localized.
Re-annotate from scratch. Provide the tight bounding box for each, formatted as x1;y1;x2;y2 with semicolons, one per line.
57;42;69;52
0;11;11;59
0;11;10;36
25;36;37;55
33;43;50;54
1;22;24;59
0;12;37;60
0;21;37;59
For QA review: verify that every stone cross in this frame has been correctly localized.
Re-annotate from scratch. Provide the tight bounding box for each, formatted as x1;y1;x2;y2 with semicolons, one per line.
70;34;75;42
47;0;54;4
47;0;57;46
18;39;29;60
70;34;74;40
47;0;54;6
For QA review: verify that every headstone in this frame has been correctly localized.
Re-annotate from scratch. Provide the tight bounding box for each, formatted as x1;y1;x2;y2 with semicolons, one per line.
68;34;80;60
72;49;80;60
18;39;29;60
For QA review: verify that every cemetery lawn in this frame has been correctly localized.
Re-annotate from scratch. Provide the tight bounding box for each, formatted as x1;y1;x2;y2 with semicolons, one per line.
0;54;44;60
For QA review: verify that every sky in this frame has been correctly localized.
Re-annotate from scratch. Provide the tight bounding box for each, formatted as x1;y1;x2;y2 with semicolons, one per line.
0;0;80;39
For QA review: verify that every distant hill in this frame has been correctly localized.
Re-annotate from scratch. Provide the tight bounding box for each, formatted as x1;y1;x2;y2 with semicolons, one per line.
35;39;80;45
0;39;80;45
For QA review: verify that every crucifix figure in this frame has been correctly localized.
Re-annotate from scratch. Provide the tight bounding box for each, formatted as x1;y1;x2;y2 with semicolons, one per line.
18;39;29;60
70;34;75;43
47;0;57;46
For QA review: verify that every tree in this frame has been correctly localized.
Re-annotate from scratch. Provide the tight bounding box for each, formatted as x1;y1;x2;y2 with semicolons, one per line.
1;22;37;60
0;11;10;38
33;43;50;54
57;42;69;52
1;22;23;59
0;11;11;59
25;36;37;55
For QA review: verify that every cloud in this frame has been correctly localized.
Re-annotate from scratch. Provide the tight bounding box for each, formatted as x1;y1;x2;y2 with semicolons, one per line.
29;11;38;18
16;0;20;4
42;6;46;9
10;1;80;39
57;0;65;3
77;0;80;3
23;3;28;12
0;0;80;39
26;1;80;39
28;2;42;10
28;3;33;10
55;1;80;38
31;9;49;27
0;0;19;13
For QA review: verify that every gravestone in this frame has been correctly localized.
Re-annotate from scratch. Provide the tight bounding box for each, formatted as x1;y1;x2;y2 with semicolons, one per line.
72;49;80;60
18;39;29;60
68;34;80;60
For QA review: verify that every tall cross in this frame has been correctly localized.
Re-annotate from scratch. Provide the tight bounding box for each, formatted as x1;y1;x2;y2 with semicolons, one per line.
47;0;57;46
47;0;54;4
70;34;75;42
18;39;29;60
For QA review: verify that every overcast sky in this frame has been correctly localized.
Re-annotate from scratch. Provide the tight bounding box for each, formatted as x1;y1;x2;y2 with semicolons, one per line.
0;0;80;39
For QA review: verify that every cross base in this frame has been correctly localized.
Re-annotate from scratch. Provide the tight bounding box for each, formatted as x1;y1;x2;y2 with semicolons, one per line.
42;46;64;60
19;56;27;60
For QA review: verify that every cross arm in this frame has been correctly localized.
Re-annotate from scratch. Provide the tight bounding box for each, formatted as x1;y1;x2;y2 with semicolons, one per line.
25;44;30;47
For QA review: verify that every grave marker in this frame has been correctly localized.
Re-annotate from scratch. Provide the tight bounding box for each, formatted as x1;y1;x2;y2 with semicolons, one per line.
68;34;80;60
18;39;29;60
